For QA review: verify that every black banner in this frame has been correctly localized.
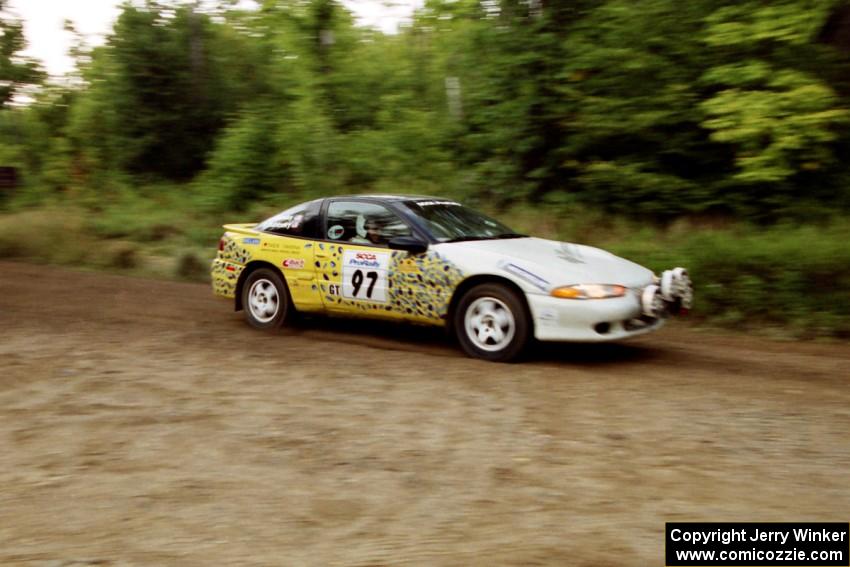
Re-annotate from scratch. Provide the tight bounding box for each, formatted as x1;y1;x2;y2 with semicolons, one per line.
666;523;849;566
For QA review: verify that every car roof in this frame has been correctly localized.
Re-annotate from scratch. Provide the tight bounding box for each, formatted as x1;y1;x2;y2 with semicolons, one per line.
332;194;458;203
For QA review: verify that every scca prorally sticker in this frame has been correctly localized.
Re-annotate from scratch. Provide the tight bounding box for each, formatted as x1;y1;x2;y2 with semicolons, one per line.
242;237;261;245
342;250;390;302
282;258;305;269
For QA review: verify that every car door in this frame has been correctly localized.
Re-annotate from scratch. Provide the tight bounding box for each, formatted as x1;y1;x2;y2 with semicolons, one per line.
253;200;324;312
317;200;414;319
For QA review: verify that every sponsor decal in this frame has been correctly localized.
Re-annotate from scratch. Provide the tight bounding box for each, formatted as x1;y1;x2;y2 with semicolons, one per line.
282;258;305;269
328;224;345;240
347;252;381;268
416;200;461;207
267;213;302;232
537;308;556;323
262;241;300;252
242;237;261;245
342;250;390;302
556;243;585;264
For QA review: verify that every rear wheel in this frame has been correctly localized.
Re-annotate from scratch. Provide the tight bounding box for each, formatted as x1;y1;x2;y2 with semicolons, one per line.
241;268;293;329
454;283;531;362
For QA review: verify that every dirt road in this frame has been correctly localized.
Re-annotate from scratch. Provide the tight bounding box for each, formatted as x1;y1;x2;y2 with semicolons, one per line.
1;261;848;566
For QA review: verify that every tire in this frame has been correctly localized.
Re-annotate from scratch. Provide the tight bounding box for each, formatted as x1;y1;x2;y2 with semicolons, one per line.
453;283;531;362
241;268;293;329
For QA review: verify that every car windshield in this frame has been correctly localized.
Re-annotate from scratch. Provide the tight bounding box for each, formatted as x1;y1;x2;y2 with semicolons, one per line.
404;200;524;243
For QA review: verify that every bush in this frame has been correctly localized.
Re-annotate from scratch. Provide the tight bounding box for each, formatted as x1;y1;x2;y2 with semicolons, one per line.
0;208;95;264
100;241;139;270
1;196;847;339
608;222;850;338
175;251;209;282
506;204;850;337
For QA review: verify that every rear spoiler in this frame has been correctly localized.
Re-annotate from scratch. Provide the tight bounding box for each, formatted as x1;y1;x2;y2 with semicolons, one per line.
222;223;259;235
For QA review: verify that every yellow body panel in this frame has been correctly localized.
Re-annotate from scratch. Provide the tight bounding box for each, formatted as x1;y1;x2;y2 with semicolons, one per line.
211;226;466;325
211;226;322;311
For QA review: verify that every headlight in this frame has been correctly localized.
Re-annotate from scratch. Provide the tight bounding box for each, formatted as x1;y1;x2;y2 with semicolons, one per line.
551;284;627;299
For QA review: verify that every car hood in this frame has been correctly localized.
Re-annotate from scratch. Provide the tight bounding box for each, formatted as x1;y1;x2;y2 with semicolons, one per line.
435;237;654;291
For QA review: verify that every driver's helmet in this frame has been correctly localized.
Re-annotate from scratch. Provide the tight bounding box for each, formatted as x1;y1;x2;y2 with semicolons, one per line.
355;214;368;239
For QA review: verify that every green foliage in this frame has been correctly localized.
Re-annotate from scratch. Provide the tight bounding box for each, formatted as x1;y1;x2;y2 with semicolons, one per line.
4;0;850;216
609;222;850;338
6;0;849;219
698;0;850;210
506;206;850;338
0;208;95;264
701;77;848;183
85;183;206;243
429;0;571;203
0;1;44;108
1;0;850;337
66;4;251;181
198;103;289;211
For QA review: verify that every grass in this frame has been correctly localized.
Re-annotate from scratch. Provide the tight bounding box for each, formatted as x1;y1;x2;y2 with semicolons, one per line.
0;204;214;282
1;191;848;339
506;204;850;338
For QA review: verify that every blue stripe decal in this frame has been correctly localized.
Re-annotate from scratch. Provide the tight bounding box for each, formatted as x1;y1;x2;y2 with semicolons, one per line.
501;262;549;290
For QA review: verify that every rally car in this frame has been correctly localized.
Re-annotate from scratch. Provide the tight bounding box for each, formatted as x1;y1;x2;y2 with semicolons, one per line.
211;195;692;362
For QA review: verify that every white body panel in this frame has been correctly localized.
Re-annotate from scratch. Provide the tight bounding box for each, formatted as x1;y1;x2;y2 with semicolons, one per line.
433;237;662;342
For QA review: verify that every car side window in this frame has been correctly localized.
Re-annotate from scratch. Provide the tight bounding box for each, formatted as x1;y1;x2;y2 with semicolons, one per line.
256;200;321;238
325;201;412;246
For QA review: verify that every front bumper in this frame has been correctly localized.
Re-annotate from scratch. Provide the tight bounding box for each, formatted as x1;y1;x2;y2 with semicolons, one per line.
527;291;665;342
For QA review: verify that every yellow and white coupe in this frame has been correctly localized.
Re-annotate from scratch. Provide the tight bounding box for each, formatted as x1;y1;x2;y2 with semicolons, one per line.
211;195;692;361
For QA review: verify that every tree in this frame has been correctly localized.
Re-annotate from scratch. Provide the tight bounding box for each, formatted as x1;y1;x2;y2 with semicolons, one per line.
69;3;250;181
699;1;850;212
0;0;44;108
557;0;727;217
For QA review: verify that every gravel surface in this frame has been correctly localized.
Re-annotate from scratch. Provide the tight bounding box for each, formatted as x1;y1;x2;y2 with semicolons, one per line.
1;261;848;566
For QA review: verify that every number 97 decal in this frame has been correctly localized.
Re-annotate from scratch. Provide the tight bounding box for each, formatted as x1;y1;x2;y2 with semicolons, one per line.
342;250;389;302
351;270;379;299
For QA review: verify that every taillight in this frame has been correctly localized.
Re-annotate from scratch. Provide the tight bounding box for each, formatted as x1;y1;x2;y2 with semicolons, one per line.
218;237;226;251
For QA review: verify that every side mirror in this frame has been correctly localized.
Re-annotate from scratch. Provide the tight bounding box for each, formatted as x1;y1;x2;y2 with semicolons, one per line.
388;236;428;255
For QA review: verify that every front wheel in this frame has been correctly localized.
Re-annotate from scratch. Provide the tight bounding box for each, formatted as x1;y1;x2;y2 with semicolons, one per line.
454;283;531;362
241;268;293;329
